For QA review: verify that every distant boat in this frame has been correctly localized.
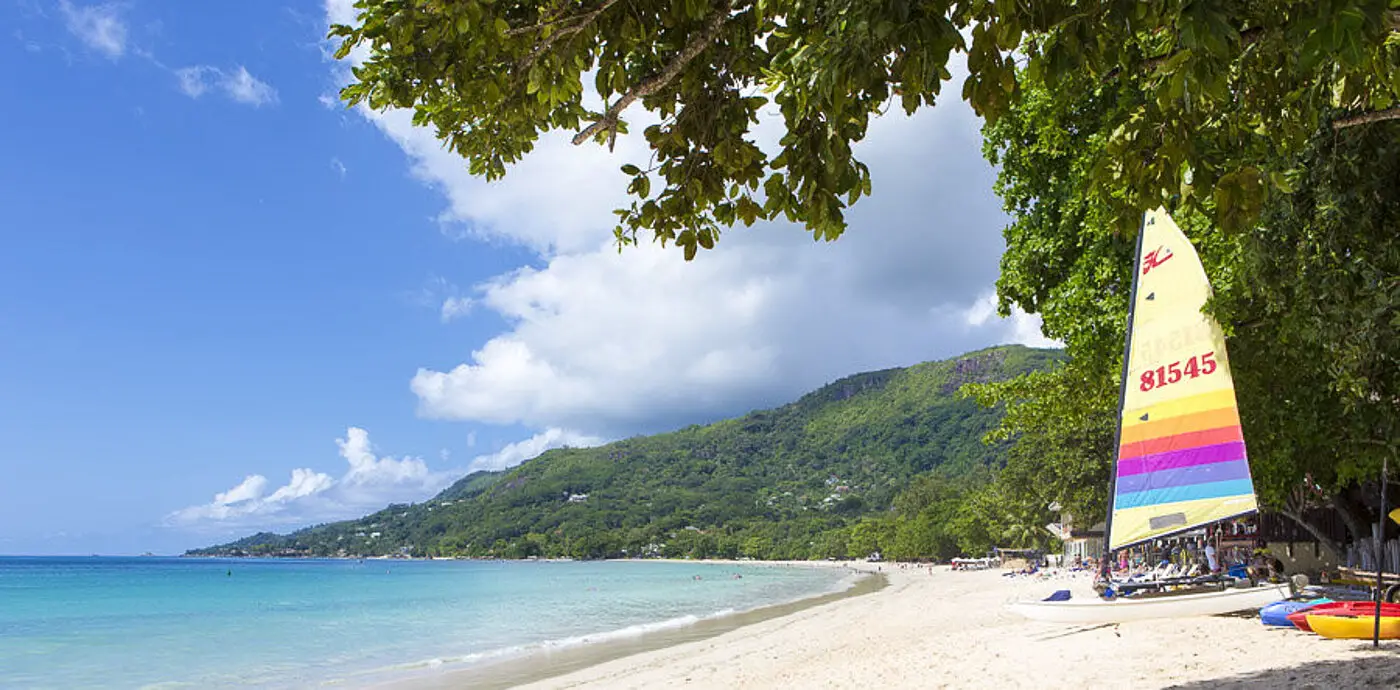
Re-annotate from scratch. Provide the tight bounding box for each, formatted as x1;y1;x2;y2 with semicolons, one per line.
1009;208;1290;624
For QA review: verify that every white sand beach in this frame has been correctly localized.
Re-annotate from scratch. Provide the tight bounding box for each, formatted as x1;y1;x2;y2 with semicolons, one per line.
509;562;1400;689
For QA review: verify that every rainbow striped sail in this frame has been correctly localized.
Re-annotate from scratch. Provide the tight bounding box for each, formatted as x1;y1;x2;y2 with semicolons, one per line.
1105;208;1257;551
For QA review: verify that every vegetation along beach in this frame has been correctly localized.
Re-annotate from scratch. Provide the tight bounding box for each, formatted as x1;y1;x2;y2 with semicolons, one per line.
4;0;1396;688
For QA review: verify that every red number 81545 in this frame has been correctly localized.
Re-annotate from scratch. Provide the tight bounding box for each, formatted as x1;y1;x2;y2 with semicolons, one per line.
1140;351;1217;392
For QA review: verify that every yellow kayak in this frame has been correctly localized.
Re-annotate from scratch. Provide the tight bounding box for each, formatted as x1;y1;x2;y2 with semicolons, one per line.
1305;613;1400;639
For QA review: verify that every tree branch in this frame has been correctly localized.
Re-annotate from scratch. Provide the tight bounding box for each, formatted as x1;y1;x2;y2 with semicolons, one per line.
572;3;730;146
515;0;623;72
1102;26;1264;82
1102;11;1400;83
1332;107;1400;130
505;6;593;37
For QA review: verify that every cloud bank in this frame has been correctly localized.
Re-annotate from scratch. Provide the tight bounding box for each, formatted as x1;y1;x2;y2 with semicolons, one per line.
168;428;455;531
381;103;1059;436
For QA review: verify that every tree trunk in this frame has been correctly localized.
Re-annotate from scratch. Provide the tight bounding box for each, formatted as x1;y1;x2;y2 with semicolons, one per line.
1278;508;1344;559
1332;490;1373;543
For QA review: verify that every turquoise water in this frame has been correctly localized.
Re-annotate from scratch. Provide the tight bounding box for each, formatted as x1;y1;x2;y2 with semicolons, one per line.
0;557;852;688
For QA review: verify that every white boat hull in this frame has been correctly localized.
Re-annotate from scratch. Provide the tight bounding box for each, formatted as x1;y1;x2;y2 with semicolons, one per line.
1007;583;1292;625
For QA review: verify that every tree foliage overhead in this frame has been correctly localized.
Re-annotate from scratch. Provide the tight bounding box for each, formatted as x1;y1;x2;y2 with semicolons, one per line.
189;346;1061;561
330;0;1400;258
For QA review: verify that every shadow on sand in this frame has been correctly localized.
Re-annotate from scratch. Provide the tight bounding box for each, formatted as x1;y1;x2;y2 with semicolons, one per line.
1164;651;1400;689
1031;623;1117;641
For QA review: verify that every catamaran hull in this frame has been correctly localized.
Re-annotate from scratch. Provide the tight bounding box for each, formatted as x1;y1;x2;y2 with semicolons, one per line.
1007;583;1292;625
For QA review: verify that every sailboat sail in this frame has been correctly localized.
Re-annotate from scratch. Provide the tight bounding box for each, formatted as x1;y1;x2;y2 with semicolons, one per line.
1106;208;1257;551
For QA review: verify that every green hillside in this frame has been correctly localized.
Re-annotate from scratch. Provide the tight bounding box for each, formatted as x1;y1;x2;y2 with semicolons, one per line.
188;345;1061;560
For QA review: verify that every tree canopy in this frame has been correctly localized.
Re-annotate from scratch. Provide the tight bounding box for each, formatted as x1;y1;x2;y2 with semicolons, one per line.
330;0;1400;259
972;52;1400;548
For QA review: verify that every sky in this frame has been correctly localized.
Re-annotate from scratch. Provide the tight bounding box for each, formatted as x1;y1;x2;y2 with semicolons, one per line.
0;1;1055;556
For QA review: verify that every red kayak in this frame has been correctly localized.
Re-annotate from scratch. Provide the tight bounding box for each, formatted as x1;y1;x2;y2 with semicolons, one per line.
1289;601;1400;632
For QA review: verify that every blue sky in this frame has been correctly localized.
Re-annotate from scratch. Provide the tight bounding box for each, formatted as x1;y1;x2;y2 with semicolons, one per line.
1;1;1052;555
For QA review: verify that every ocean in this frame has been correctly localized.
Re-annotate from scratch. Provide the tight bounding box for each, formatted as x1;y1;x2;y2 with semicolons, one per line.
0;557;856;689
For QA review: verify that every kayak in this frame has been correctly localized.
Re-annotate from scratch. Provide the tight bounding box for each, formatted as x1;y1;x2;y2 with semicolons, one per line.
1306;612;1400;639
1260;598;1330;626
1289;601;1400;632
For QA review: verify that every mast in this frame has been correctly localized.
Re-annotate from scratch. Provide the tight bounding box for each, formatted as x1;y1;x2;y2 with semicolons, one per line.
1375;455;1388;648
1100;214;1148;579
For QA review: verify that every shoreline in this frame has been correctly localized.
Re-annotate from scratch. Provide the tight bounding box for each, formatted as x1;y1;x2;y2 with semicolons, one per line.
372;560;884;690
504;563;1399;689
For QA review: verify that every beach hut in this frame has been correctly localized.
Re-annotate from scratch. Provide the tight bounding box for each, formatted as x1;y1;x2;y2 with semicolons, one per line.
996;548;1043;571
1062;522;1105;565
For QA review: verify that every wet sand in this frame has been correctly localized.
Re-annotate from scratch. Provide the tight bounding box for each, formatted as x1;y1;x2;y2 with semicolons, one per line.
377;561;882;690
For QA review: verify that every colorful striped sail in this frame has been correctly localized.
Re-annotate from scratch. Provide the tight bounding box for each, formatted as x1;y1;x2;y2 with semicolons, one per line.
1105;208;1257;551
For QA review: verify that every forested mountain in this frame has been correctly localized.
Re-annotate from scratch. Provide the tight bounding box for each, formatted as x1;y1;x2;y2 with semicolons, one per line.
188;345;1061;560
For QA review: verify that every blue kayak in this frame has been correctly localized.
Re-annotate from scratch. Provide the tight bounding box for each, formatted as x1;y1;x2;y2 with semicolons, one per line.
1260;598;1331;626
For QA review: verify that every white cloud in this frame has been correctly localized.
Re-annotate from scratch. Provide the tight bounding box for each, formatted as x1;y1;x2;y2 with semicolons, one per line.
214;474;270;507
167;427;455;530
59;0;126;60
324;1;1054;440
264;468;335;504
174;65;215;98
411;276;474;322
330;157;347;178
469;428;605;472
337;427;435;486
174;65;277;107
223;66;277;106
15;29;43;53
440;296;474;322
962;291;1062;349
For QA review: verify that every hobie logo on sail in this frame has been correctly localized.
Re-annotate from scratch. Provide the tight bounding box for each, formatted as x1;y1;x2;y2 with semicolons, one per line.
1142;246;1174;275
